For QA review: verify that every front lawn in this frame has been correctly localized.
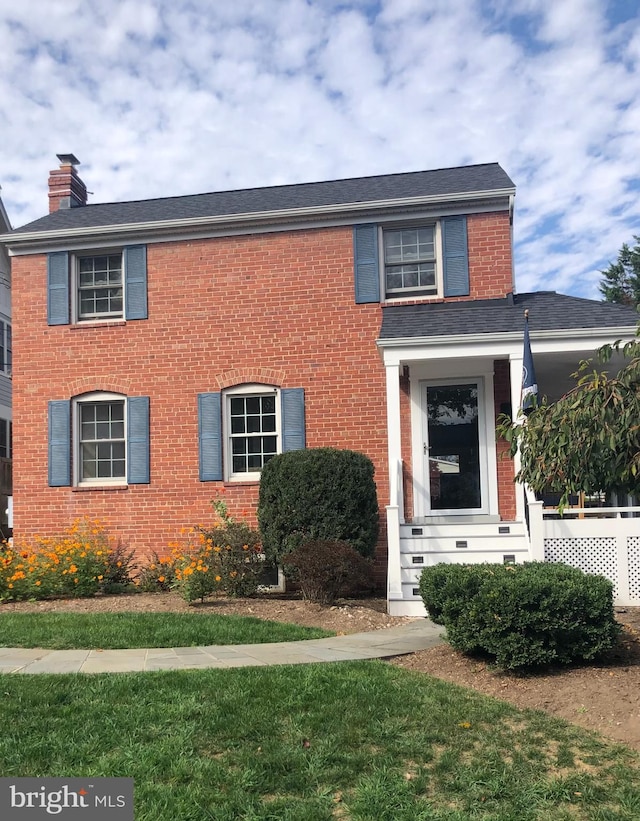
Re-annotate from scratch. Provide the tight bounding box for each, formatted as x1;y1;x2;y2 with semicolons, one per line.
0;612;332;649
1;662;639;820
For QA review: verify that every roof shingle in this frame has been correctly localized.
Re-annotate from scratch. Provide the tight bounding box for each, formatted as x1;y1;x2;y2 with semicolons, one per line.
13;162;514;235
379;292;639;339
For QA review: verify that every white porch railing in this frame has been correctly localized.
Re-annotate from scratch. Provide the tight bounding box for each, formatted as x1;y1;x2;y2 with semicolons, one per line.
526;491;640;605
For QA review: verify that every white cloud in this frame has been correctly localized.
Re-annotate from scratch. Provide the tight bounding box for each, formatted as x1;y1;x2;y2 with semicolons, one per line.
0;0;638;300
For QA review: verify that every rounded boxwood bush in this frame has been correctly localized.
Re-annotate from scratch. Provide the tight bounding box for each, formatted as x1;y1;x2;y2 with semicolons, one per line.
418;562;495;626
420;562;620;671
257;447;379;564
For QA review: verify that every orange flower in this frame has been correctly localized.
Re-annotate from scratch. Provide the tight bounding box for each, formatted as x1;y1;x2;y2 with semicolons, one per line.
158;576;165;583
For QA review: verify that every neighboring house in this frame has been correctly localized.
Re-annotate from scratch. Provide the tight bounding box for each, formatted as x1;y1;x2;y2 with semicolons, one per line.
2;155;638;614
0;191;12;537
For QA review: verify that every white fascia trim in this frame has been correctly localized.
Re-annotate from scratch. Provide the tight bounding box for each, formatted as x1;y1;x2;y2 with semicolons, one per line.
377;325;639;366
3;187;515;253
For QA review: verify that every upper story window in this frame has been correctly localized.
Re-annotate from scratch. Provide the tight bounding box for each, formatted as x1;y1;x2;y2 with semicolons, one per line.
77;254;123;320
383;226;437;297
354;216;469;304
47;245;147;326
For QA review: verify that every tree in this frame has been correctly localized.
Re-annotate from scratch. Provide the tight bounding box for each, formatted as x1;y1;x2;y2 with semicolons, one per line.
599;236;640;307
498;336;640;511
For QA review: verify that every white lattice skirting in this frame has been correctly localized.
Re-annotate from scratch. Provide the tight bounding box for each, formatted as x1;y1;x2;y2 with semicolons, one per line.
544;534;640;605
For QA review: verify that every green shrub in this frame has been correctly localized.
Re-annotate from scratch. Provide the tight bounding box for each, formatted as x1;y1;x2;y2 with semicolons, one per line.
418;562;494;626
420;562;620;671
258;448;379;565
284;539;374;604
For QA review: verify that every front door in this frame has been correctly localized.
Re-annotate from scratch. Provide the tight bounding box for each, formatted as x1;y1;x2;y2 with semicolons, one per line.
421;380;488;514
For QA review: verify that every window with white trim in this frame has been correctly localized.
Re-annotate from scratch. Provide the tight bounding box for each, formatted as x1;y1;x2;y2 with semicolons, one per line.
225;385;280;480
76;253;123;320
383;224;439;297
353;217;469;303
47;245;147;326
74;393;126;484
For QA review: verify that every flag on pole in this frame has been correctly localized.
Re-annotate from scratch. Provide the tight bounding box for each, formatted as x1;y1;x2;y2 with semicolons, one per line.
521;310;538;413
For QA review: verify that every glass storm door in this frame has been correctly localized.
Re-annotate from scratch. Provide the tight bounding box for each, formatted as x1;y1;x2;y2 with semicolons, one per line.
422;380;487;514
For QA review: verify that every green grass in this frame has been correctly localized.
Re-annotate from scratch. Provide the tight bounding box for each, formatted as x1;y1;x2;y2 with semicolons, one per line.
0;612;333;649
0;662;638;820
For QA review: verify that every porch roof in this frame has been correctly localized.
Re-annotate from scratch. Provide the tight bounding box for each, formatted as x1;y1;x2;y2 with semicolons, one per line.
379;292;639;340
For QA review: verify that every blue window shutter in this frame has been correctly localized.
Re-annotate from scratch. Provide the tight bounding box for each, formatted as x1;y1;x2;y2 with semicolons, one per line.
442;216;469;297
47;252;69;325
281;388;305;452
48;400;71;486
124;245;148;320
354;224;380;304
127;396;150;484
198;392;222;481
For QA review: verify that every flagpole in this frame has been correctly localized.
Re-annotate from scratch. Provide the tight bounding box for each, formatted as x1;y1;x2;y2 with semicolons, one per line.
521;309;538;414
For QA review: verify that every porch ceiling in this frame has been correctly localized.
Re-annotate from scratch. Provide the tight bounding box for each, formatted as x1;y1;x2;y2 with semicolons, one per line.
535;347;631;402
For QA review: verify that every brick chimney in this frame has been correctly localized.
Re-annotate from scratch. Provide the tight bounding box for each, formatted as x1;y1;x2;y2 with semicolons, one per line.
48;154;88;213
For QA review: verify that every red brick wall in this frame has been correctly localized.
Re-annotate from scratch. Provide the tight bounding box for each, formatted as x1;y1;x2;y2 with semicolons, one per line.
467;212;513;300
11;209;513;575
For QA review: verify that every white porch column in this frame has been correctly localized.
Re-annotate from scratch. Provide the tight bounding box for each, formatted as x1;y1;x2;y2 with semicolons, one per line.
385;362;403;607
509;353;525;523
385;362;403;517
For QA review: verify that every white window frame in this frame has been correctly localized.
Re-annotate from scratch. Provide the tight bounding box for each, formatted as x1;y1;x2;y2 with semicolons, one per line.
380;221;443;300
73;392;127;486
223;384;281;482
72;250;124;323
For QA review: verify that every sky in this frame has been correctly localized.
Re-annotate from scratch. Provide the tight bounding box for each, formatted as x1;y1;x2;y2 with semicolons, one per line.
0;0;639;300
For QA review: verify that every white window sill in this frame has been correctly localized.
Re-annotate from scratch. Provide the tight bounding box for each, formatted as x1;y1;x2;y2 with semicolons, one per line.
72;483;129;492
70;319;127;330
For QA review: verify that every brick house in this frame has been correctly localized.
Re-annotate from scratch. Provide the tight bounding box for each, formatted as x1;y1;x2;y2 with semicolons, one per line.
3;156;638;615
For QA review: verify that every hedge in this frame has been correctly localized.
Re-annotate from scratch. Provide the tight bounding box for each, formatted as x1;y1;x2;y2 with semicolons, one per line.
419;562;620;671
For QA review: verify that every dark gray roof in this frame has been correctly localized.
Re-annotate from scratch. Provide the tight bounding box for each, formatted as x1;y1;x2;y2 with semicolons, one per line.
380;292;640;339
13;163;514;235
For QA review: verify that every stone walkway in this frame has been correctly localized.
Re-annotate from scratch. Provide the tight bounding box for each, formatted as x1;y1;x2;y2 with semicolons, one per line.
0;620;443;674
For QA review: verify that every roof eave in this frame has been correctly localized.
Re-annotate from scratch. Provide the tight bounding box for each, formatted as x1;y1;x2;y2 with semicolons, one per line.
1;186;515;251
376;325;639;349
